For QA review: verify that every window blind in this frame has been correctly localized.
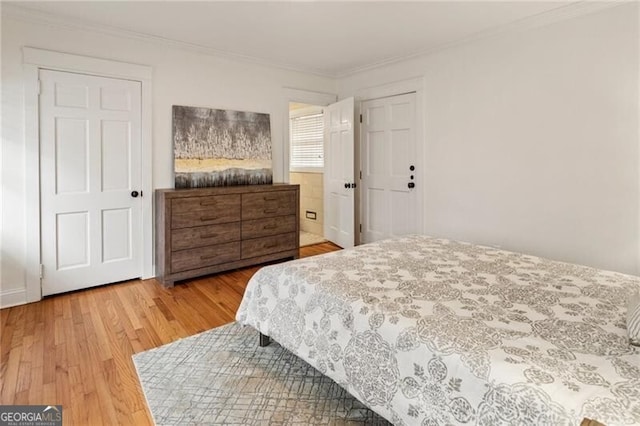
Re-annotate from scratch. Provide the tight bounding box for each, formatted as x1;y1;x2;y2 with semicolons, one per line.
290;112;323;169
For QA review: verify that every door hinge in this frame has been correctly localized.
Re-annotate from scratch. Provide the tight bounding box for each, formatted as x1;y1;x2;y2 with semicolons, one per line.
39;264;44;279
359;224;362;233
140;190;143;197
359;170;362;179
359;114;362;123
37;80;42;96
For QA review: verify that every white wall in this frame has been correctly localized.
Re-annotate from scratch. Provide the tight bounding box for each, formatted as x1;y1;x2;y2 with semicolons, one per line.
0;12;336;306
340;3;639;275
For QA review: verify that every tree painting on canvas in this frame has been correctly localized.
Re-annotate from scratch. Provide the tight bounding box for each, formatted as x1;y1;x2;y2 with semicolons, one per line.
173;105;272;188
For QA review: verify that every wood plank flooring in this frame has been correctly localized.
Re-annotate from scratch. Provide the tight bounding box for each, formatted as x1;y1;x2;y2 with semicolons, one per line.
0;242;340;425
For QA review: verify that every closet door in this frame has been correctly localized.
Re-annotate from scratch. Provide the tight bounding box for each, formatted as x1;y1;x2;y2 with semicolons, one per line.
40;69;143;295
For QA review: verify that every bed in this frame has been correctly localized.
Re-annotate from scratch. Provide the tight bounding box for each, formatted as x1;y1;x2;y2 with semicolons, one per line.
236;235;640;425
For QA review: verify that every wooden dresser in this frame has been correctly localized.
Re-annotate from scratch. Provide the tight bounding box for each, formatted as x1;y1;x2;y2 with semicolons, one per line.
155;184;299;287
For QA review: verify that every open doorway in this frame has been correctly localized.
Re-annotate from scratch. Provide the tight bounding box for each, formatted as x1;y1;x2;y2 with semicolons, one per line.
288;102;327;247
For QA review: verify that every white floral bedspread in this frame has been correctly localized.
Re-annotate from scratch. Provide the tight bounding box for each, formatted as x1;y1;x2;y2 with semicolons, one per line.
236;235;640;425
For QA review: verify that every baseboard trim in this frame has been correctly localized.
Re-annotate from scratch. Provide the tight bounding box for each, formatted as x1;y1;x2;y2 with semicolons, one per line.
0;288;27;309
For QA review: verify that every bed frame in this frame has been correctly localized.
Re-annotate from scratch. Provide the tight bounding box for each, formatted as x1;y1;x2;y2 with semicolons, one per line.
259;332;271;347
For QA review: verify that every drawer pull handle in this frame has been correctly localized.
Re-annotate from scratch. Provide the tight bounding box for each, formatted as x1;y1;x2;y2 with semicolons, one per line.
200;216;218;222
263;197;278;201
263;224;277;230
264;243;278;249
263;209;277;214
200;234;218;239
200;254;219;261
199;200;218;206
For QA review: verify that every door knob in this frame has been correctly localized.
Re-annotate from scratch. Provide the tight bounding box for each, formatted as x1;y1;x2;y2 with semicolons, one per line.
408;182;415;189
131;190;140;198
344;183;350;189
409;165;415;171
352;182;357;189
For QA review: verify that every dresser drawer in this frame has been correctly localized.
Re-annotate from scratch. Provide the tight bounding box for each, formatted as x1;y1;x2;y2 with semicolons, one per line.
172;194;240;214
242;215;296;239
172;196;241;229
242;232;297;259
171;222;241;251
171;242;241;273
241;191;296;220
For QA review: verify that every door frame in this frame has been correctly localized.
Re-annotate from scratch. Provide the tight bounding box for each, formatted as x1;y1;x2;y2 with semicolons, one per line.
23;47;153;303
281;87;337;182
356;77;425;242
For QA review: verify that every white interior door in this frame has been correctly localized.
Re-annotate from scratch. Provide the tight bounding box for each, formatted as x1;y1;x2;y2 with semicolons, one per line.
40;69;143;296
361;92;419;243
323;97;355;248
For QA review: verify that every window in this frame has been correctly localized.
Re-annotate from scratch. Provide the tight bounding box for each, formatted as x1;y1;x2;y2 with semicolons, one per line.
290;107;323;172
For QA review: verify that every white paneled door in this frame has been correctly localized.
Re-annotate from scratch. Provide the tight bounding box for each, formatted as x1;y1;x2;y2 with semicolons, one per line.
39;69;143;296
361;92;419;243
323;97;355;248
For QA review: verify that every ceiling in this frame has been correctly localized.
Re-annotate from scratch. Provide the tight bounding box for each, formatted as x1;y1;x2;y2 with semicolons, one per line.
8;1;577;77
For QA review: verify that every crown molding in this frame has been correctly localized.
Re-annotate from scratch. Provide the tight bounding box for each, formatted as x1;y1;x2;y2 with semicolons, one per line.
338;0;628;78
1;3;337;78
2;1;629;80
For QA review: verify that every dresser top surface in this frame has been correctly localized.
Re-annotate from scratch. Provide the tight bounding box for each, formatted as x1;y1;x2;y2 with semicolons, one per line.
156;184;299;198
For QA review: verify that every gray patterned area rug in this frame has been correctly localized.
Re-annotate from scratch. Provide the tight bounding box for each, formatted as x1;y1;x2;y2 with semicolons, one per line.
133;322;389;425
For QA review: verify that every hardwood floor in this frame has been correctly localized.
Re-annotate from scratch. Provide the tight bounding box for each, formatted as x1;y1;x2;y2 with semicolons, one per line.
0;242;340;425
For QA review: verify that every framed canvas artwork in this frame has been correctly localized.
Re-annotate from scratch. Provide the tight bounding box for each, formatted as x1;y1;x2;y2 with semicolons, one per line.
173;105;272;188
